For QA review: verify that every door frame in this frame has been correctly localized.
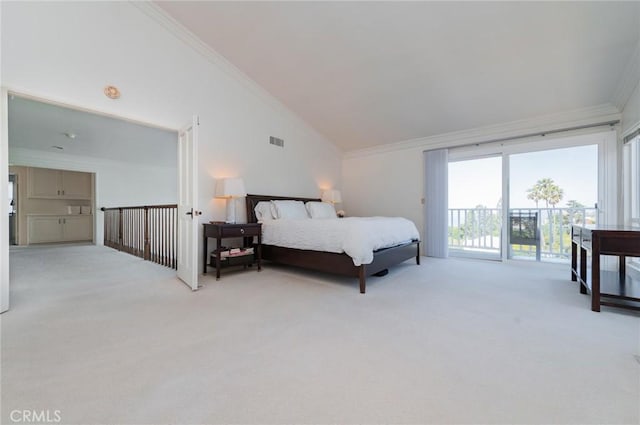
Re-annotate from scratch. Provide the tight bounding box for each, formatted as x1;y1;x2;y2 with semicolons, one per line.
1;88;9;313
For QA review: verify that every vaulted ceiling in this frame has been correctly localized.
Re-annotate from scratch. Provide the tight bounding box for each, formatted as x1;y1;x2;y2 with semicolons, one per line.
156;1;640;151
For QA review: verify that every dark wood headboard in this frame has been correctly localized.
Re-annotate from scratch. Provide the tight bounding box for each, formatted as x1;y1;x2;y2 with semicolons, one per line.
245;194;321;223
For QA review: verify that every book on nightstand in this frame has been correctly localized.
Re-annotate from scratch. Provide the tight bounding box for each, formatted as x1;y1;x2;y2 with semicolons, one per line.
211;247;255;268
220;247;254;258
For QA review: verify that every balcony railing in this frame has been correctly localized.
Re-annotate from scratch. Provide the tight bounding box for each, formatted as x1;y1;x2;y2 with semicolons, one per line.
448;207;597;261
101;204;178;269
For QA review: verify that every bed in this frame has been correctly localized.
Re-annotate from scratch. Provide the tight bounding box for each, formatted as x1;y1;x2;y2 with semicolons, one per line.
245;194;420;293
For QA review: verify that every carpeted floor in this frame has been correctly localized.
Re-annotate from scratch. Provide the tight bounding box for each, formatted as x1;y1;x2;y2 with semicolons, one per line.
2;244;639;424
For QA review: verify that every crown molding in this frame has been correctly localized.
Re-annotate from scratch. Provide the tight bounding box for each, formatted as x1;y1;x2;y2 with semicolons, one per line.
130;2;340;154
344;104;621;159
612;40;640;110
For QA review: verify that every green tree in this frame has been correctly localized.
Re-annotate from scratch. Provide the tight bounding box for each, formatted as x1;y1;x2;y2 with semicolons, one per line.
566;199;585;224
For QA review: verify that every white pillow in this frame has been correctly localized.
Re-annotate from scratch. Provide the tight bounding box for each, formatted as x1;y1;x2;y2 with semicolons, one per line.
306;201;337;219
271;200;310;220
254;201;276;221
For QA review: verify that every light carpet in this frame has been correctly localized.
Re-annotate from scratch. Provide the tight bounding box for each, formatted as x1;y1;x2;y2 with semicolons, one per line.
1;244;639;424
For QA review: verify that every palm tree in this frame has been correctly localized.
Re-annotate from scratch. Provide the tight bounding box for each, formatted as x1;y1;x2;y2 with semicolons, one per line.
526;186;542;208
526;178;564;254
528;178;564;208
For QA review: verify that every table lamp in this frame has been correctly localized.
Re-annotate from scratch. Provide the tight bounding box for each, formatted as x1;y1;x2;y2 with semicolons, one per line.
215;178;246;223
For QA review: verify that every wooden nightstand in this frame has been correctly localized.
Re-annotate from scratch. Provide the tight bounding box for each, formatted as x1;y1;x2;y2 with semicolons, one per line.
203;222;262;280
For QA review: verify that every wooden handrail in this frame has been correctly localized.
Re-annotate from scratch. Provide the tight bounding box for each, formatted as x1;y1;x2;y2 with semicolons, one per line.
101;204;177;211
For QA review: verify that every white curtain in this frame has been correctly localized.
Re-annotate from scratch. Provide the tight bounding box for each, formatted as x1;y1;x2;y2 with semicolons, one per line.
423;149;449;258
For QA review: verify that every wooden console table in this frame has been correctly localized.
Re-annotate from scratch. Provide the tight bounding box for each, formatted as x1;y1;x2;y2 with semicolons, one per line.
571;225;640;312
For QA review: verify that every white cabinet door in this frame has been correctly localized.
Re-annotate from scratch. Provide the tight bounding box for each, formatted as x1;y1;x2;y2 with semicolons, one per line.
28;168;61;199
63;216;93;241
27;215;93;244
28;216;64;244
61;171;92;200
28;168;92;199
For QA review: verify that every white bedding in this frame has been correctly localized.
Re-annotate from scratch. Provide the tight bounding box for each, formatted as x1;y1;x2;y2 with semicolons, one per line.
261;217;420;266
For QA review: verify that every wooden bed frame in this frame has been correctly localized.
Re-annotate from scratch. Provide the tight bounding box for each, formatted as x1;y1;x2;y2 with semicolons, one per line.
246;194;420;293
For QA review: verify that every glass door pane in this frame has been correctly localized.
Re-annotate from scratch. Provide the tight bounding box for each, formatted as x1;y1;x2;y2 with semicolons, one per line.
448;156;502;259
509;145;598;262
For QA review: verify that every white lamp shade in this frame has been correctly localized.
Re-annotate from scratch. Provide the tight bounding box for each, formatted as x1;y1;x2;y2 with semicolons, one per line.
321;189;342;204
215;178;246;198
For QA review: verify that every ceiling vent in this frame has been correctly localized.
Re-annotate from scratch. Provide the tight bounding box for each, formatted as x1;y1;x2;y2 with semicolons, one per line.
269;136;284;147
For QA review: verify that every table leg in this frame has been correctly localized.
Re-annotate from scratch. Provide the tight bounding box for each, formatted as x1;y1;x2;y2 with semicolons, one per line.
591;237;600;312
203;235;208;274
619;255;626;280
571;241;577;281
257;234;262;272
216;236;222;280
580;246;587;294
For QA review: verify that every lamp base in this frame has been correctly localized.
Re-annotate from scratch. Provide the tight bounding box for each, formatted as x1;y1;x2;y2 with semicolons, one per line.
225;198;237;224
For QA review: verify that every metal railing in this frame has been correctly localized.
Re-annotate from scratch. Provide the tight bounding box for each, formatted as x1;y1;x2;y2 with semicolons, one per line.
449;208;502;252
102;204;178;269
448;207;597;261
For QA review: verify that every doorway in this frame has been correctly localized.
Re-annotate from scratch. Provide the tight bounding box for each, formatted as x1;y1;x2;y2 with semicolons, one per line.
1;91;198;313
448;156;502;260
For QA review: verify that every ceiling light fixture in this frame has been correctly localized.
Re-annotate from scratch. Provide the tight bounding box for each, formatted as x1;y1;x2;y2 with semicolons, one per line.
104;85;121;99
51;146;64;150
63;132;77;139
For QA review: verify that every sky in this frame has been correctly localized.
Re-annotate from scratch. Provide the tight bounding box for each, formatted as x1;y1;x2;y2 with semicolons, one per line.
448;144;598;209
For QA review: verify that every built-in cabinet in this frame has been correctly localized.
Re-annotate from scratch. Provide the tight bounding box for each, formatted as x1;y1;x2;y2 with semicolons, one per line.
27;215;93;244
9;165;95;245
28;168;92;200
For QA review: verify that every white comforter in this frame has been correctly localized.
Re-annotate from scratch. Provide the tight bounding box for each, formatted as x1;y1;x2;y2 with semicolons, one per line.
261;217;420;266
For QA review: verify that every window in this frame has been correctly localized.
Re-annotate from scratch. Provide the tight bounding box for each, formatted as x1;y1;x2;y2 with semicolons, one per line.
623;131;640;271
624;133;640;228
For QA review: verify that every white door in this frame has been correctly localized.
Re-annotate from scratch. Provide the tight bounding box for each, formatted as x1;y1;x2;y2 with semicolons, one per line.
177;116;200;290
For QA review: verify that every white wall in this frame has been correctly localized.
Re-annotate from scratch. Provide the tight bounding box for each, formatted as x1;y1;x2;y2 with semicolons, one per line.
0;1;342;290
622;82;640;135
9;147;177;245
343;149;424;234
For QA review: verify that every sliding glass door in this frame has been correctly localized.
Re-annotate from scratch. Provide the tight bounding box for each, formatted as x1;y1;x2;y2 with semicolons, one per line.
445;135;603;263
508;145;598;262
